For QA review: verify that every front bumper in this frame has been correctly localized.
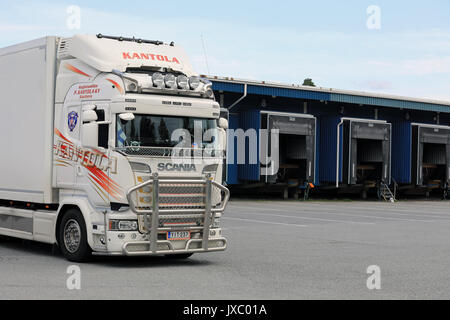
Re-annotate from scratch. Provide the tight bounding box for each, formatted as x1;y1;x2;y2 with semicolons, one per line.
95;174;230;256
121;237;227;256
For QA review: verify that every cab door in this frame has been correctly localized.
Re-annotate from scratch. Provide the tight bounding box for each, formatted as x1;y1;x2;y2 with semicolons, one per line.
55;103;81;189
76;102;111;206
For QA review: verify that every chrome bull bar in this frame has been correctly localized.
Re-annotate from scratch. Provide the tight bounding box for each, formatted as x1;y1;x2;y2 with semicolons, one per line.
124;173;229;255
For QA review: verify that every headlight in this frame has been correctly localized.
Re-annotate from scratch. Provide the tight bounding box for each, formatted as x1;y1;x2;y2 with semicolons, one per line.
127;82;137;91
109;220;138;231
129;162;151;173
177;75;189;90
152;72;164;88
189;76;200;90
202;163;218;173
164;74;176;89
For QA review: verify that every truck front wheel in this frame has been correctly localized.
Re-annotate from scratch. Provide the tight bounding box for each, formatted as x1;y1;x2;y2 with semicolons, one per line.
58;208;91;262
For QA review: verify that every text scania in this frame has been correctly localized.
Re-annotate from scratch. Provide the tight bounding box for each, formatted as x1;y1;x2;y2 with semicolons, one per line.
158;163;196;172
122;52;180;64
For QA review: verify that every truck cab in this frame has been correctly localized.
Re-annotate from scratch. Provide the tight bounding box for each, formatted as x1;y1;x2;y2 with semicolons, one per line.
0;34;229;262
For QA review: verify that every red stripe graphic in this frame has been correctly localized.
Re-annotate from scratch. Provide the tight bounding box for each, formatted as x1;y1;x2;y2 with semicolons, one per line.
65;63;91;77
54;129;122;200
106;78;124;94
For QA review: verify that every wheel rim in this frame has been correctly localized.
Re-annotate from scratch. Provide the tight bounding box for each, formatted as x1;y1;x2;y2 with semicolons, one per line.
63;219;81;253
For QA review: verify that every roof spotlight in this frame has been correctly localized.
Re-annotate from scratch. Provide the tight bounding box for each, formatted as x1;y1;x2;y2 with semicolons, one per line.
164;74;176;89
152;72;164;88
177;75;189;90
189;76;200;90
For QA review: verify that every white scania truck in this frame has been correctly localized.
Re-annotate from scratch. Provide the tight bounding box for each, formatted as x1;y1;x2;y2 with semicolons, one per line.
0;34;229;262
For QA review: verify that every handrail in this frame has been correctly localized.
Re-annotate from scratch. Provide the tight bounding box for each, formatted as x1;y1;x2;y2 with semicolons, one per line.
211;180;230;213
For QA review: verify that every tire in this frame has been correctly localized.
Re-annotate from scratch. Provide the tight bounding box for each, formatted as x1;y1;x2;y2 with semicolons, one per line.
164;253;193;259
58;208;92;262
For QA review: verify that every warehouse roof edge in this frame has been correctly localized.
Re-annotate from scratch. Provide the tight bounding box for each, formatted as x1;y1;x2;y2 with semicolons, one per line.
206;75;450;113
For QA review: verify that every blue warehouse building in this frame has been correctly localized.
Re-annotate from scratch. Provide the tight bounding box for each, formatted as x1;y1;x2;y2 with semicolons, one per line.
208;76;450;199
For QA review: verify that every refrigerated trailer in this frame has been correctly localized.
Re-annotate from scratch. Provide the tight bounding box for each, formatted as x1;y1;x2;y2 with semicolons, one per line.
319;117;392;197
0;35;229;261
392;122;450;197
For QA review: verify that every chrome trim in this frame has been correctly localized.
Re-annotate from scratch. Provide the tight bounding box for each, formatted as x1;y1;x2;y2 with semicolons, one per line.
121;237;227;256
124;173;229;255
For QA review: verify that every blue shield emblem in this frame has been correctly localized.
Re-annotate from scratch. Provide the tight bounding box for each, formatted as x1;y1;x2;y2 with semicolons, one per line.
68;111;78;132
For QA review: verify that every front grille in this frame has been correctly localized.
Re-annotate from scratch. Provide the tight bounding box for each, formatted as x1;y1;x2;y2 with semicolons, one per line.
115;146;223;158
159;183;205;209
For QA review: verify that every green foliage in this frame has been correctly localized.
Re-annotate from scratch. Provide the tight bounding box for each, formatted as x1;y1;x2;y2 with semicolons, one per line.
302;78;316;87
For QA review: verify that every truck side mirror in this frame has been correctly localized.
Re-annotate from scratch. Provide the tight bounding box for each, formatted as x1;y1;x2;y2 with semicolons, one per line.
83;109;98;122
81;122;99;149
119;113;135;121
81;109;99;149
218;118;228;130
218;127;227;152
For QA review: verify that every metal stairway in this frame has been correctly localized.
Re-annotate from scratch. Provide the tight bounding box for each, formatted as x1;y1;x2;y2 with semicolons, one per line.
379;181;396;202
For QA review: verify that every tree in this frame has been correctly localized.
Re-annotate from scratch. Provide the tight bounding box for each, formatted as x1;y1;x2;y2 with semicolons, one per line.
302;78;316;87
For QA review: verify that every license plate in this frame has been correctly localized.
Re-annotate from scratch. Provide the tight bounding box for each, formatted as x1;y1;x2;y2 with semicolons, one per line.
167;231;191;240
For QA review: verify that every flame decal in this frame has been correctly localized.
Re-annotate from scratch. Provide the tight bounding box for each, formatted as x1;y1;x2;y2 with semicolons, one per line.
54;128;122;201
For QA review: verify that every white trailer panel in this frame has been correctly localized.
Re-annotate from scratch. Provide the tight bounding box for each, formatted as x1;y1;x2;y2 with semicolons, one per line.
0;37;57;203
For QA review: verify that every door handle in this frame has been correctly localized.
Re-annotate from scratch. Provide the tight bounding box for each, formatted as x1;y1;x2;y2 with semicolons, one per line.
76;165;84;176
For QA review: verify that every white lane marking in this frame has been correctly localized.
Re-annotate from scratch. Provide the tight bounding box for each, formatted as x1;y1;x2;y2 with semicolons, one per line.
227;205;436;223
222;217;307;228
323;205;450;219
228;207;374;225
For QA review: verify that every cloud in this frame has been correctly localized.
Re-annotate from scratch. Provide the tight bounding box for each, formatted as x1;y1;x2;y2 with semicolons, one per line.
0;23;50;31
1;1;449;101
368;56;450;76
358;80;393;91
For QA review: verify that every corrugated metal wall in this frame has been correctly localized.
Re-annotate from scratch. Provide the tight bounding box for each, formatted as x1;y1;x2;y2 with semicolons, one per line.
226;113;240;185
330;93;450;113
212;80;450;188
391;122;412;184
211;80;450;113
238;109;261;181
314;119;320;185
212;81;245;93
247;85;330;101
318;116;342;183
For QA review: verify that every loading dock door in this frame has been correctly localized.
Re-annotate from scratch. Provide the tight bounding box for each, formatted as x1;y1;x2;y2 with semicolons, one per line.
348;121;391;185
415;126;450;186
262;113;316;184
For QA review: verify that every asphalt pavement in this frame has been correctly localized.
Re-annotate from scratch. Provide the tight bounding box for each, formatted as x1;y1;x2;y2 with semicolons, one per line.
1;200;450;299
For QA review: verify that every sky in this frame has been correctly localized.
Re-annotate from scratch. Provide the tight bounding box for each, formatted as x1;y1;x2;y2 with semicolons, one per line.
1;0;449;101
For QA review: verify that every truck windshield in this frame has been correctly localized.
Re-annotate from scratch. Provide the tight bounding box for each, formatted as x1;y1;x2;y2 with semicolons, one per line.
116;114;218;149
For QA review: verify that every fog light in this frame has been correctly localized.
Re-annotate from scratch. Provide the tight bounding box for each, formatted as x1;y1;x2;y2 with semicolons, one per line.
210;230;216;236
